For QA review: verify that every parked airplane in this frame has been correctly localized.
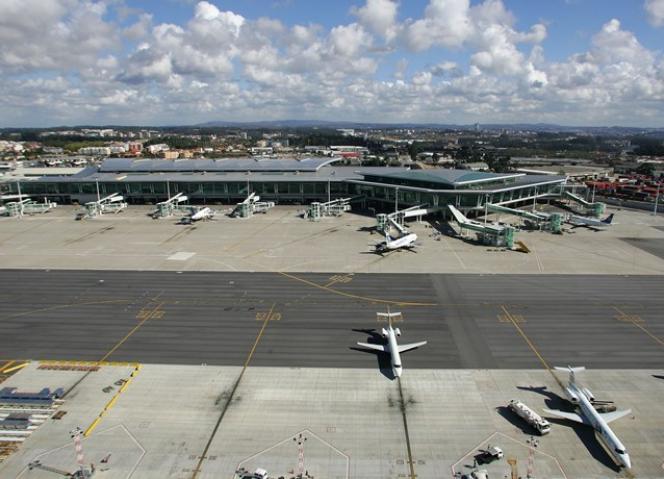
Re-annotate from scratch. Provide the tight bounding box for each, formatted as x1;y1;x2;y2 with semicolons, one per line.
567;213;614;230
544;366;632;470
356;311;426;377
182;206;215;223
374;231;418;254
447;205;506;234
373;215;418;254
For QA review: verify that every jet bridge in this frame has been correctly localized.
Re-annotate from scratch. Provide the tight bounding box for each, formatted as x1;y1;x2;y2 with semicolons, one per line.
563;190;605;217
305;198;351;221
0;197;56;217
486;203;563;234
231;192;275;218
376;205;439;234
448;205;515;248
81;193;127;218
153;193;190;219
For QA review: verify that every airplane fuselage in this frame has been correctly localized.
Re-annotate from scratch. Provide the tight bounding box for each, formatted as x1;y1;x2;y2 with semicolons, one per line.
568;213;614;228
356;314;426;378
379;233;418;252
567;383;631;469
384;326;403;377
191;207;213;221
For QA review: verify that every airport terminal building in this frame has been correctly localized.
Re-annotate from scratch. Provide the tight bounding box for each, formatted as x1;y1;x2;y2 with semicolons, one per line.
4;157;566;213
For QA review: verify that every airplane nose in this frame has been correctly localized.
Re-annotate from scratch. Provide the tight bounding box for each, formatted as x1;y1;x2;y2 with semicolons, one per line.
394;367;402;378
622;455;631;470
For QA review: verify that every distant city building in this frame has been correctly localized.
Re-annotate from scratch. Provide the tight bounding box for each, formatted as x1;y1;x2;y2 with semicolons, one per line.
337;128;355;136
127;142;143;154
81;129;115;137
250;146;273;156
42;146;64;154
147;143;169;154
109;144;128;154
78;146;112;156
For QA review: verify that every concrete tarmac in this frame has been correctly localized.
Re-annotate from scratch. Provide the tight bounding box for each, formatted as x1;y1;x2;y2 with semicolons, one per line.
1;269;663;369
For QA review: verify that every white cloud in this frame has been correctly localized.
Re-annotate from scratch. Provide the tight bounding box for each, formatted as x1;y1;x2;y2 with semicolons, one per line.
404;0;473;51
645;0;664;26
0;0;118;71
591;19;653;65
124;13;153;40
351;0;399;41
329;23;373;57
0;0;662;127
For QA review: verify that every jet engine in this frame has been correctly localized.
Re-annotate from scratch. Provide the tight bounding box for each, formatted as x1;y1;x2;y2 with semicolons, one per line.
582;387;595;403
565;387;579;404
381;328;388;337
394;328;401;336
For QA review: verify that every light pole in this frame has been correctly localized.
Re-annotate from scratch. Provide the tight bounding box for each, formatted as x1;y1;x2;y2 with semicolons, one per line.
654;183;660;216
16;180;23;217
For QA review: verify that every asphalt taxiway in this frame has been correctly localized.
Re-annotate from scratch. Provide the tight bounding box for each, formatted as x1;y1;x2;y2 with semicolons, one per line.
1;270;663;370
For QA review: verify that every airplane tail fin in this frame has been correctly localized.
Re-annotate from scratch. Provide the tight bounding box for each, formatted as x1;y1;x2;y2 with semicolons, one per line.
447;205;468;225
602;213;614;224
554;365;585;384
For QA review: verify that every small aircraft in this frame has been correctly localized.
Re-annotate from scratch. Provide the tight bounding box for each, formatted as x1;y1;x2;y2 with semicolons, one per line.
356;311;427;378
374;231;418;254
373;215;419;254
544;366;632;470
181;206;215;223
567;213;614;230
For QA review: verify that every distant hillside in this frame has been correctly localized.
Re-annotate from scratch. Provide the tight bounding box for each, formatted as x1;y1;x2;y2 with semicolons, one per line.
194;119;663;134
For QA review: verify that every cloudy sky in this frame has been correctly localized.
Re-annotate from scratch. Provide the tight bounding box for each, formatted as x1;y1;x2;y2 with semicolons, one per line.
1;0;663;127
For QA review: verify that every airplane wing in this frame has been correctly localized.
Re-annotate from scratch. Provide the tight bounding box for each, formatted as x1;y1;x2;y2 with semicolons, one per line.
543;408;590;425
356;342;387;352
398;341;427;353
601;409;632;424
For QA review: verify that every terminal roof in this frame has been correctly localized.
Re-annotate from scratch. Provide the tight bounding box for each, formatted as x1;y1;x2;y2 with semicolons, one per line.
357;169;524;187
98;157;342;173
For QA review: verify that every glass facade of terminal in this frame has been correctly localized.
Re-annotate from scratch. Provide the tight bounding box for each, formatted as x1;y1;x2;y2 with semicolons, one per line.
5;174;564;213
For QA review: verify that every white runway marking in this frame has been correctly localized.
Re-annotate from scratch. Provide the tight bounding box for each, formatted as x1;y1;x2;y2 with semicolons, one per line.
167;251;196;261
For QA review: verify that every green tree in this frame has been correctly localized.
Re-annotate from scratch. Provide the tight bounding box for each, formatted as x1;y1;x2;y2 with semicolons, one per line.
407;142;419;161
636;162;655;176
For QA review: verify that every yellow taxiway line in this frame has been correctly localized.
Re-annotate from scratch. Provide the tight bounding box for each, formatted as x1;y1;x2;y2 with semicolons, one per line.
191;303;276;479
612;305;664;348
500;305;565;390
84;363;142;437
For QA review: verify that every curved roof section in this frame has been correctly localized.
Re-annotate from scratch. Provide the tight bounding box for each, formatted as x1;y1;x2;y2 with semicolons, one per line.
98;157;342;173
357;169;523;187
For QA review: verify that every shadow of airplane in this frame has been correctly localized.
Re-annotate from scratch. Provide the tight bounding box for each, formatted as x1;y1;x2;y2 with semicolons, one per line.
653;374;664;381
360;248;416;257
517;385;620;472
516;385;569;410
427;219;457;237
350;328;395;380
